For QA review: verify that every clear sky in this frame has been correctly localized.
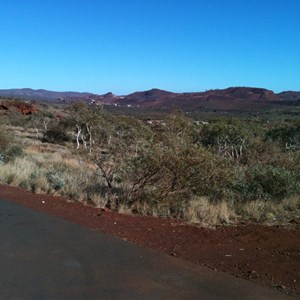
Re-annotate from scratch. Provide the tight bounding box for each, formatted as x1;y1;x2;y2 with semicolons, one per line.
0;0;299;94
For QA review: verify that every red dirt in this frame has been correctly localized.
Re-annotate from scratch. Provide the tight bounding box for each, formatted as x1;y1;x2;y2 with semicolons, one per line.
0;184;299;297
0;100;37;115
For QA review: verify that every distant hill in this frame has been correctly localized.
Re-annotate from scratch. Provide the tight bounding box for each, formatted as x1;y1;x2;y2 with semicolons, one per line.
0;88;123;104
117;88;176;107
0;86;299;112
207;87;279;101
277;91;300;101
0;88;94;101
120;87;281;111
125;88;176;102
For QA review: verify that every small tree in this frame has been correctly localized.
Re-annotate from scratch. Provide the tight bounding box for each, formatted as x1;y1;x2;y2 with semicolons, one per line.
42;125;70;144
266;123;300;151
200;119;253;162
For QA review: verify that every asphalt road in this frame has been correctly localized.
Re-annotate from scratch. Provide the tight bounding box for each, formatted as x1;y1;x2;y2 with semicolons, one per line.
0;198;292;300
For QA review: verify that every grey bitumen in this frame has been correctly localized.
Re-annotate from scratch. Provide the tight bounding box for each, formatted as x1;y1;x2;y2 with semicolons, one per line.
0;198;292;300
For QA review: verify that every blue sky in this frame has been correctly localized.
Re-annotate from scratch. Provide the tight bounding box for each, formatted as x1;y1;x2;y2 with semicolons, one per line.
0;0;299;94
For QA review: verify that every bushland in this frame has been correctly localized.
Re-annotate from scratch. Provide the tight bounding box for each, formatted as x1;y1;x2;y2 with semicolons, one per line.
0;102;299;225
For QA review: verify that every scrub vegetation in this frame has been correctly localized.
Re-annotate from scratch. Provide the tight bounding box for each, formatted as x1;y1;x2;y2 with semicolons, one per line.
0;100;299;225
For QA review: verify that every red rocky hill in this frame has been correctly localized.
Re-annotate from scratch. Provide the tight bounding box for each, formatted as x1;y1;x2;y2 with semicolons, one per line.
0;100;37;115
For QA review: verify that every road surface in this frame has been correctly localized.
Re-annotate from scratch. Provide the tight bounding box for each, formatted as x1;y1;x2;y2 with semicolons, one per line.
0;198;292;299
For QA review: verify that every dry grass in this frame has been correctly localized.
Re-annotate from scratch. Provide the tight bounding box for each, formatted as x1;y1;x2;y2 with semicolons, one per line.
0;156;36;186
282;196;300;211
3;125;39;140
1;124;299;226
89;193;108;208
1;145;299;225
117;203;132;215
25;142;70;155
237;196;300;223
32;175;49;194
183;196;237;225
131;201;154;216
0;136;100;203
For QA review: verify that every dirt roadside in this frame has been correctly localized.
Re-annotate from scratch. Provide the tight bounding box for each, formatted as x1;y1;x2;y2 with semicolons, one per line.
0;184;299;297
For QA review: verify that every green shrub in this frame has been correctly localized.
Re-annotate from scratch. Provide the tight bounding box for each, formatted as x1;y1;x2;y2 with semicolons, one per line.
46;171;65;191
0;154;4;165
0;130;10;151
266;122;300;151
3;145;23;162
234;165;300;201
42;125;70;144
0;130;23;162
119;141;238;218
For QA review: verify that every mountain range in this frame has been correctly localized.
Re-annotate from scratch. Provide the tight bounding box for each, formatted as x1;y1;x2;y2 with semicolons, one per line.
0;87;299;111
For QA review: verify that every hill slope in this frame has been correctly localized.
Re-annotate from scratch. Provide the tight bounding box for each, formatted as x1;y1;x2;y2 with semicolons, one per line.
1;87;299;111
